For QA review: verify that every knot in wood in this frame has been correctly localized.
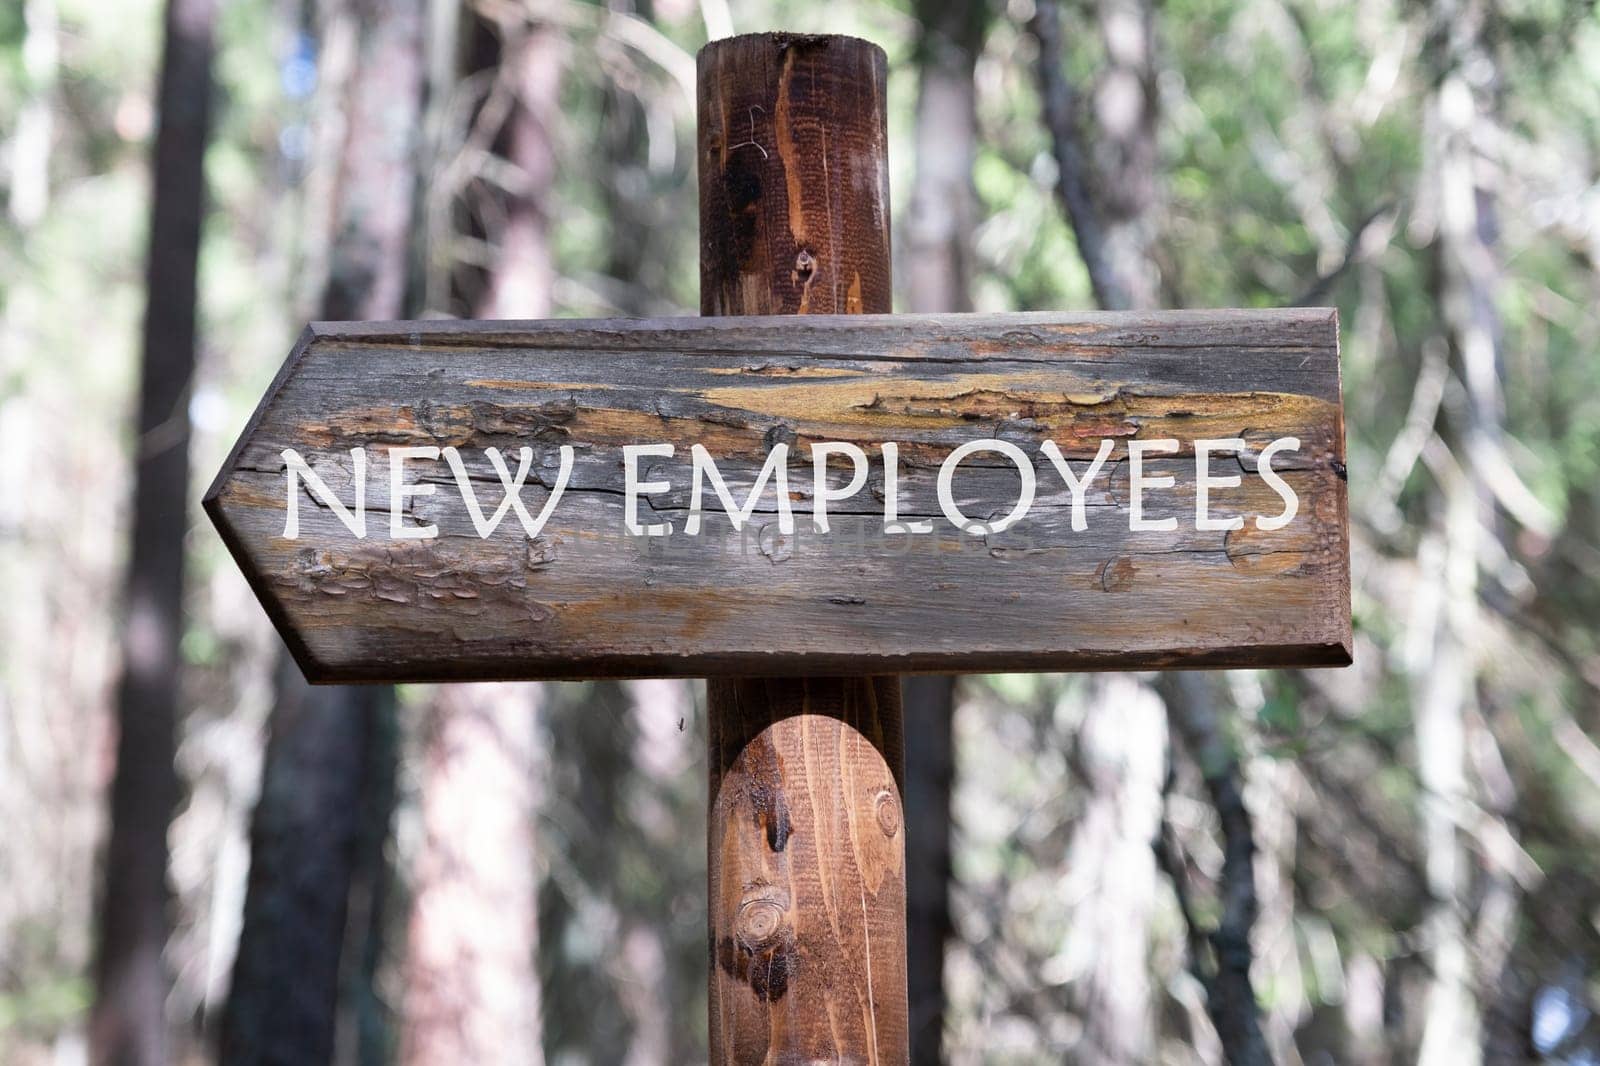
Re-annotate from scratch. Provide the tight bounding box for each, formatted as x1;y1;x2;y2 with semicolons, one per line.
873;788;901;838
763;423;797;453
736;887;789;951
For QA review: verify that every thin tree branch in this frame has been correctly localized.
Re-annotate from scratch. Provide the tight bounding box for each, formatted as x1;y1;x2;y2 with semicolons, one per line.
1291;201;1397;306
1157;673;1274;1066
1027;0;1124;311
1154;760;1211;992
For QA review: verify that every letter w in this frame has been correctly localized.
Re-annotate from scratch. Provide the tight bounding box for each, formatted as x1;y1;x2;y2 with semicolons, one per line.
442;446;574;539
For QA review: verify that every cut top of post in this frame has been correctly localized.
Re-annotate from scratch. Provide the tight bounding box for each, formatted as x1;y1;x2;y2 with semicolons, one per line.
698;33;891;317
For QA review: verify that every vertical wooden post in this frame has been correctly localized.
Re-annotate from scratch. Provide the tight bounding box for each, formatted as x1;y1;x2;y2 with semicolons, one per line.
698;33;908;1064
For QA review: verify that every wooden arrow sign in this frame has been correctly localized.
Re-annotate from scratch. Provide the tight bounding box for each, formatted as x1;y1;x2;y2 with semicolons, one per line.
204;308;1351;682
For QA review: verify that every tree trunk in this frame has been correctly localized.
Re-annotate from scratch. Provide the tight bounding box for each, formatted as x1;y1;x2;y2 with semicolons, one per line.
398;684;544;1066
474;26;561;320
1087;0;1161;310
901;677;955;1064
1030;0;1159;312
396;20;562;1066
698;33;908;1064
220;1;425;1062
904;0;984;317
538;681;636;1062
1158;673;1274;1066
1415;1;1510;1061
91;0;216;1060
597;0;664;316
222;667;396;1066
902;3;986;1058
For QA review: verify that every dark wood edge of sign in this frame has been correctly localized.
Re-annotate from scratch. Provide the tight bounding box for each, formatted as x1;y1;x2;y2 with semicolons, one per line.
294;307;1342;351
1332;306;1353;671
287;638;1354;686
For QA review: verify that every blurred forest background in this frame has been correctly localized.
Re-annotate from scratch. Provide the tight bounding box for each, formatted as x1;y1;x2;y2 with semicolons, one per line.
2;0;1600;1062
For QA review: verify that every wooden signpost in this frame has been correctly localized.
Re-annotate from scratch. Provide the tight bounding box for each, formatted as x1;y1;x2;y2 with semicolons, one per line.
207;311;1349;681
206;32;1349;1065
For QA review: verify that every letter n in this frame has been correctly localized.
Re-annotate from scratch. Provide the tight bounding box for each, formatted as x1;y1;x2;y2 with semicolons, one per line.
282;447;367;538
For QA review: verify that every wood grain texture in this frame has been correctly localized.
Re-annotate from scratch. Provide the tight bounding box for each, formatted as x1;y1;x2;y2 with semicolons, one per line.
708;676;906;1064
698;32;891;318
203;309;1352;682
699;33;906;1066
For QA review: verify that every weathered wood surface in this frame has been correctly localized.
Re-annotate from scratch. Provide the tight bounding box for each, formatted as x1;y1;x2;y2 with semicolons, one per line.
698;32;891;319
205;309;1351;683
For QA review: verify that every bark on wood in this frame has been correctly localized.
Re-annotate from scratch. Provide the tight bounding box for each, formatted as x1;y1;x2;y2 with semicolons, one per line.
221;0;424;1061
699;33;908;1065
91;0;216;1060
204;310;1352;682
698;34;892;319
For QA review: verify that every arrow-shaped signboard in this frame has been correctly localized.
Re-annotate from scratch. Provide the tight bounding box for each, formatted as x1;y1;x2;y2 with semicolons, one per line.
205;308;1350;682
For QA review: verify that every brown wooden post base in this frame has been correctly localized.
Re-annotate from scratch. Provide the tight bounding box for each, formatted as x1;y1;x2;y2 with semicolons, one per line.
708;679;907;1061
698;34;909;1064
